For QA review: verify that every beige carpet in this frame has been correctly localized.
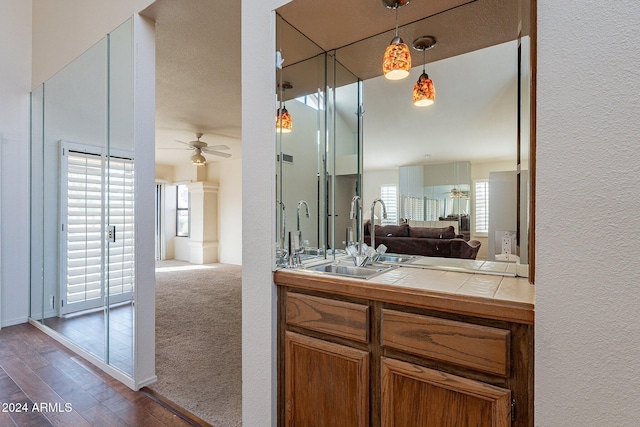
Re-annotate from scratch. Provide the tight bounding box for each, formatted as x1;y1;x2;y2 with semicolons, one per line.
151;260;242;426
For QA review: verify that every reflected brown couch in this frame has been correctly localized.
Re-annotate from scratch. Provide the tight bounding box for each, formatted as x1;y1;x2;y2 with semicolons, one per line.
363;221;481;260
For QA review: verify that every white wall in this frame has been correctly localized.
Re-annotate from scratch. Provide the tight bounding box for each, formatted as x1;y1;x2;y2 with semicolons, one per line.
242;1;291;426
536;1;640;426
0;0;32;327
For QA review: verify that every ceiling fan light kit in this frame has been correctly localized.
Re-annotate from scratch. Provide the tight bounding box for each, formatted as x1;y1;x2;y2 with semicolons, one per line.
412;36;437;107
191;149;207;166
382;0;411;81
162;132;231;165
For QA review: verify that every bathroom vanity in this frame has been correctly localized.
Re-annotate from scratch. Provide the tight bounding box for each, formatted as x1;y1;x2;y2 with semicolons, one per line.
275;265;534;426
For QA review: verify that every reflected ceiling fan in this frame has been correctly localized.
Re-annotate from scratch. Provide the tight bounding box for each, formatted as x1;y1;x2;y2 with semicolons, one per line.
447;188;469;199
164;132;231;166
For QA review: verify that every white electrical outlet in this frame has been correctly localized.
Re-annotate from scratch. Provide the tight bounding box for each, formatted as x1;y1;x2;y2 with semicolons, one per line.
502;236;512;255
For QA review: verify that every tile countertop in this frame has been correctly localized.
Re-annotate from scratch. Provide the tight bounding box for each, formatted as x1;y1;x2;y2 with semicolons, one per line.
274;262;535;325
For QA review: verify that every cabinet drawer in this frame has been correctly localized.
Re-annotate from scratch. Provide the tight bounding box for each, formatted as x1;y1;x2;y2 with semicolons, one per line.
286;293;369;343
381;309;510;377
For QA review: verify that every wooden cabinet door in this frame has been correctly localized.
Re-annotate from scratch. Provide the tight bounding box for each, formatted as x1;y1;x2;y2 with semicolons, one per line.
381;357;511;427
285;331;369;427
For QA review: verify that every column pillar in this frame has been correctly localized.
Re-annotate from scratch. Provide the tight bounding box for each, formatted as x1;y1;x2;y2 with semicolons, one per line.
186;181;219;264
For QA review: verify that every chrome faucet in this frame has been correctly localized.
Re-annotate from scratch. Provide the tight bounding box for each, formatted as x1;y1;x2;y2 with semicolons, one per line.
276;200;287;258
296;200;310;231
348;195;370;266
370;198;387;258
349;195;363;255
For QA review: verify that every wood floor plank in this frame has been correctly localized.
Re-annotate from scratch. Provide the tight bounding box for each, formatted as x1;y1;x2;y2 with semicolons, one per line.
5;409;53;427
0;357;67;409
38;350;104;391
2;338;51;371
33;365;100;413
0;410;17;427
0;376;23;401
47;410;93;427
76;404;128;427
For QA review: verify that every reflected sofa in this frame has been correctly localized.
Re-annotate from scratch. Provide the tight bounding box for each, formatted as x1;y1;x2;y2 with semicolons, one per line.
363;221;481;260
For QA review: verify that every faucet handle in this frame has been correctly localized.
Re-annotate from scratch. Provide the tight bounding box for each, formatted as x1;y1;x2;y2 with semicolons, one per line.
376;244;388;255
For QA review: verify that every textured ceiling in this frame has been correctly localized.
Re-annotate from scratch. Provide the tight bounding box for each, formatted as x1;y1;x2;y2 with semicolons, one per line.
141;0;242;166
142;0;530;168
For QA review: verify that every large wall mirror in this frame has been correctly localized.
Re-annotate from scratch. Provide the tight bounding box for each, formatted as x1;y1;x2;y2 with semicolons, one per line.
276;15;363;263
30;16;156;388
275;0;534;278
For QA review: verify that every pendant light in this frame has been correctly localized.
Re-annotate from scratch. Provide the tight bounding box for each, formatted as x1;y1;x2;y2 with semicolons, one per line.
382;0;411;80
276;81;293;133
191;148;206;166
412;36;437;107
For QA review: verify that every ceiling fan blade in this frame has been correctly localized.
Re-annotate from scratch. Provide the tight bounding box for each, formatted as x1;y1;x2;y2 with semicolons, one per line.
159;147;192;150
207;151;232;158
202;145;230;152
174;140;194;147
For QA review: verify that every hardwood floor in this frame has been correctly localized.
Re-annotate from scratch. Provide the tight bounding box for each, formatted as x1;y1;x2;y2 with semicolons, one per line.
0;323;211;427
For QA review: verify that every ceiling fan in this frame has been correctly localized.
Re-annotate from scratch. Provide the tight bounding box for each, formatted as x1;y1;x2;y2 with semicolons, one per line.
163;132;231;165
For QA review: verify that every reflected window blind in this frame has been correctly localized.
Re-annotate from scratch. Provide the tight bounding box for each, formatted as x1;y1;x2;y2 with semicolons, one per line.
66;152;104;304
424;198;441;221
65;151;134;306
401;196;424;221
380;185;397;225
475;180;489;234
106;157;135;298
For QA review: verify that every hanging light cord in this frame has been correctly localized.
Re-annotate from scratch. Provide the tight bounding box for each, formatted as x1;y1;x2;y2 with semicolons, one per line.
422;48;426;73
394;6;399;37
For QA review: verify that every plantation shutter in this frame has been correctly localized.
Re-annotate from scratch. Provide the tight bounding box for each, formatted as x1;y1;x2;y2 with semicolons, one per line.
401;196;424;221
425;198;441;221
106;157;135;298
475;180;489;234
65;151;104;305
64;149;135;311
380;185;397;225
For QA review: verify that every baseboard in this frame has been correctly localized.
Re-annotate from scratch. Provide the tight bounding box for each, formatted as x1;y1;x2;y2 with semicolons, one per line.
1;316;29;328
135;374;158;389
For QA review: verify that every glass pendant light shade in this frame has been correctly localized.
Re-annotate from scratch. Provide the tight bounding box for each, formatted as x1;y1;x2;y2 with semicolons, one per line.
191;150;206;166
382;3;411;80
413;72;436;106
412;36;437;106
383;38;411;80
276;107;292;133
276;81;293;133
